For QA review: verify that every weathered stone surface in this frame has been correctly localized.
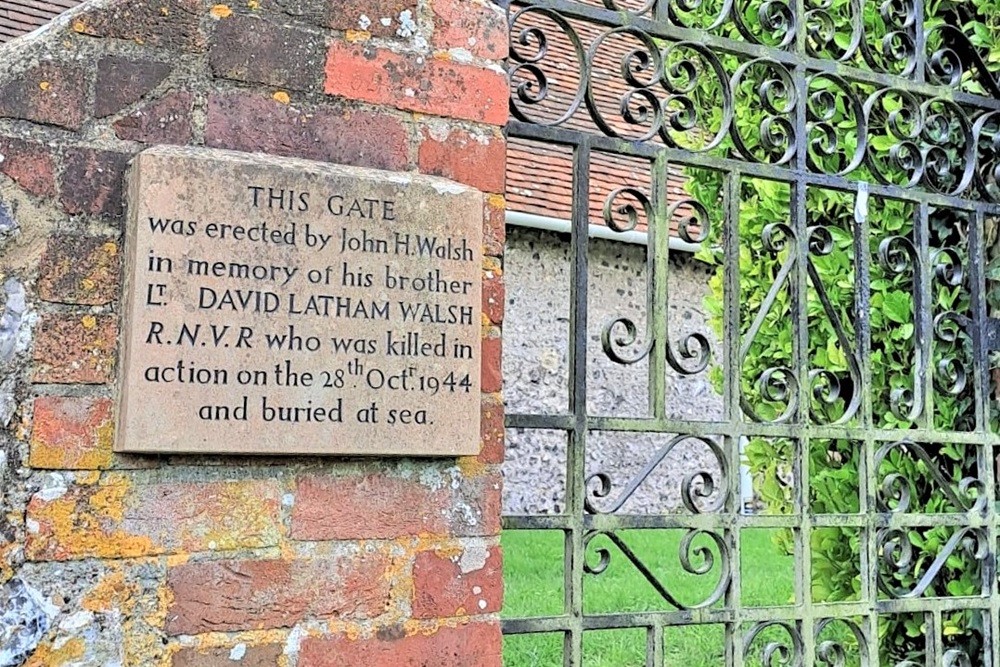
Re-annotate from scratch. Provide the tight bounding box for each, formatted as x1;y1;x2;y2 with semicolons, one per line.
431;0;508;60
0;578;57;667
205;91;409;170
0;64;87;130
412;543;502;618
418;126;506;193
0;136;57;197
29;396;115;470
327;0;417;37
26;477;282;560
72;0;205;51
298;623;502;666
113;91;193;145
94;57;172;118
171;644;284;667
324;42;508;125
210;15;326;92
60;148;131;218
117;147;482;456
37;235;120;306
166;552;391;634
32;314;117;385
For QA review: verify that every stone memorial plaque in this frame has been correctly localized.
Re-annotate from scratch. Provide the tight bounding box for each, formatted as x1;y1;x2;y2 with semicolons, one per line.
116;147;483;456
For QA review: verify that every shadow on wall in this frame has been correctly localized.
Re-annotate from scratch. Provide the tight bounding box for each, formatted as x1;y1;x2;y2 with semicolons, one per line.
502;227;725;515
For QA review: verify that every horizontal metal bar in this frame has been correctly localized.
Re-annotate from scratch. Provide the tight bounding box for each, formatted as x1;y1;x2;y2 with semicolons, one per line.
508;121;1000;215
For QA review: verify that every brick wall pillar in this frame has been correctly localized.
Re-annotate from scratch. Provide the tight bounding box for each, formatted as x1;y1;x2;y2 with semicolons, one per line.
0;1;507;665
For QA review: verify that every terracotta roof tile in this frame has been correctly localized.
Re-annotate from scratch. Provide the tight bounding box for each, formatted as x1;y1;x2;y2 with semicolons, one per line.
0;0;81;42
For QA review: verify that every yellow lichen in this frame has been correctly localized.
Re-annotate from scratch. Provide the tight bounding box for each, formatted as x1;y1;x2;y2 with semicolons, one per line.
24;638;86;666
248;0;260;8
210;4;233;18
39;81;50;91
272;91;291;105
486;193;506;210
80;315;96;330
72;19;87;33
345;29;370;42
457;456;487;478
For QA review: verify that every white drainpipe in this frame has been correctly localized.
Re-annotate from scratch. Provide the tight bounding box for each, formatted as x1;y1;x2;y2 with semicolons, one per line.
505;210;702;253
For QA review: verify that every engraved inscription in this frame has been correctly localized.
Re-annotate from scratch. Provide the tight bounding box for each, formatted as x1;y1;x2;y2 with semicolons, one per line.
116;147;483;456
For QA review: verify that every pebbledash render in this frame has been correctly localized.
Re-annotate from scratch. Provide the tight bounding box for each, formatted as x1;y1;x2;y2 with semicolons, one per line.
0;1;507;665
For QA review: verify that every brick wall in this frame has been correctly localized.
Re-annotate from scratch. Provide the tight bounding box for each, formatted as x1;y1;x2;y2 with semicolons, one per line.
0;1;507;665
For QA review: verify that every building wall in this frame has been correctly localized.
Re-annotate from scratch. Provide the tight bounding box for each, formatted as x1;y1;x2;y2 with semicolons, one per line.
0;1;507;665
502;226;724;515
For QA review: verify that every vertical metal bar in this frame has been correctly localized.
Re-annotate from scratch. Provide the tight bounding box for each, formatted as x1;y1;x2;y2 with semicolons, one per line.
564;139;591;667
974;210;999;667
650;153;670;421
854;183;878;663
647;623;664;667
929;610;943;666
913;0;926;85
916;202;933;431
723;170;744;667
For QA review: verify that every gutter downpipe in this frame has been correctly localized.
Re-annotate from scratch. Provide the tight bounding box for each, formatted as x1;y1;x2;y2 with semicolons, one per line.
505;210;703;253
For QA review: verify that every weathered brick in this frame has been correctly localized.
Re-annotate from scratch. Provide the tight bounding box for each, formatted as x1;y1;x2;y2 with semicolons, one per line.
258;0;329;26
418;126;505;193
0;63;87;130
0;136;57;197
29;396;114;470
210;15;326;92
38;235;120;305
60;148;131;218
72;0;205;51
26;478;282;561
291;473;450;540
172;645;284;667
166;552;391;634
113;92;193;145
479;394;504;465
206;91;409;170
324;42;508;125
461;472;502;537
431;0;507;60
412;544;502;618
482;267;504;326
481;333;502;394
483;195;505;258
298;622;502;667
328;0;417;37
94;57;172;118
32;313;117;385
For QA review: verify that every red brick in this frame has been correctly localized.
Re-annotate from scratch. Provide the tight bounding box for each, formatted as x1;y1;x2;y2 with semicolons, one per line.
27;478;282;561
324;42;508;125
95;57;172;118
38;235;120;306
0;136;57;197
327;0;417;37
32;313;117;385
465;473;502;537
479;394;504;465
166;553;391;634
0;64;87;130
299;622;501;667
206;91;409;170
482;269;504;325
418;127;505;193
29;396;114;470
60;148;132;218
113;92;193;145
431;0;507;60
292;473;450;540
172;645;283;667
210;14;325;92
483;196;505;257
481;333;502;394
73;0;205;51
412;545;502;618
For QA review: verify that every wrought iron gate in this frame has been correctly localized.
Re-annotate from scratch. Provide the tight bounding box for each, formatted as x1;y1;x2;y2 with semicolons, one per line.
502;0;1000;664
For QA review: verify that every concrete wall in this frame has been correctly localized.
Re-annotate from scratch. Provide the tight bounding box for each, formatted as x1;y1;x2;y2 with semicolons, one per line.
502;226;724;515
0;1;507;665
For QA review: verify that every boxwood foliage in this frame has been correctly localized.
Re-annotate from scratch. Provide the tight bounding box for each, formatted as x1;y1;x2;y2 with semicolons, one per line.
682;0;1000;660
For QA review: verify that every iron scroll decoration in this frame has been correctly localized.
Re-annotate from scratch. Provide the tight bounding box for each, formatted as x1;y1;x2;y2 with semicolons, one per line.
504;0;1000;665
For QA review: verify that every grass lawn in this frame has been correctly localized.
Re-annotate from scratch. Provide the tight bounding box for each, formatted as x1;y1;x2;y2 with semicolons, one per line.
502;528;796;666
